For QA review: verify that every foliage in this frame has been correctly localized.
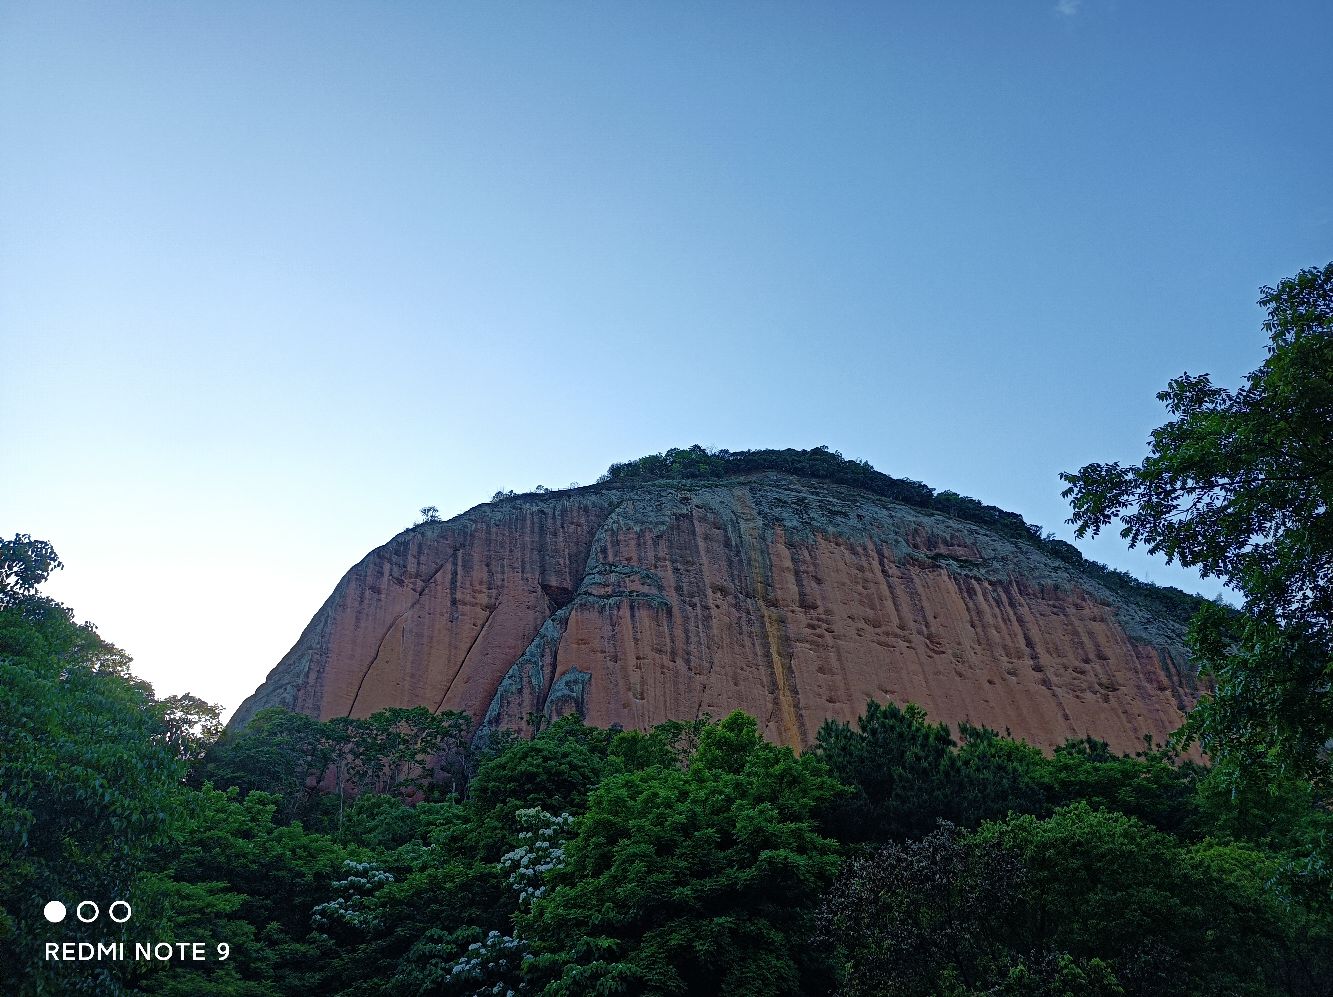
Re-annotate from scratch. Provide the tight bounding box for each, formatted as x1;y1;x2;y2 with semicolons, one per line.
973;802;1319;996
814;702;1042;842
815;822;1028;996
0;537;185;996
443;928;530;995
465;716;614;860
325;707;474;804
310;860;395;940
431;809;571;996
198;708;335;825
1061;263;1333;791
1037;736;1202;837
0;534;63;608
522;712;845;996
603;444;934;505
201;705;474;831
813;700;1208;846
154;694;224;768
6;535;1332;994
132;785;349;996
469;716;614;815
500;808;572;906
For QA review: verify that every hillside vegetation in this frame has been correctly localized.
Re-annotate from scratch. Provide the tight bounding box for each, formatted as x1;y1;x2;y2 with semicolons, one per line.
3;537;1329;996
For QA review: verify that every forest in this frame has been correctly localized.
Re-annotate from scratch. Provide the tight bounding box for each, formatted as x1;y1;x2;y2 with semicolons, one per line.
3;264;1331;996
2;546;1331;996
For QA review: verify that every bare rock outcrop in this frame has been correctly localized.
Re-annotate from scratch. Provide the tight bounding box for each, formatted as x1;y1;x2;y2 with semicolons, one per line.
233;474;1197;752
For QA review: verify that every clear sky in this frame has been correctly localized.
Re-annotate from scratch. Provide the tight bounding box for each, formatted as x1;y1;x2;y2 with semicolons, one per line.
3;1;1330;718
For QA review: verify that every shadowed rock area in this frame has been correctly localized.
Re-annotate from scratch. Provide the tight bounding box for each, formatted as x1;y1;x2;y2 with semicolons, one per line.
232;473;1198;752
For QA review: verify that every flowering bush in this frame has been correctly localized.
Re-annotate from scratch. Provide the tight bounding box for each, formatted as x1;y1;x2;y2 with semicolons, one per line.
500;808;573;906
310;859;394;938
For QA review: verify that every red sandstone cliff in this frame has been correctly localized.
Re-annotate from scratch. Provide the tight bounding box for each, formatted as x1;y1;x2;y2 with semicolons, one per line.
232;473;1197;752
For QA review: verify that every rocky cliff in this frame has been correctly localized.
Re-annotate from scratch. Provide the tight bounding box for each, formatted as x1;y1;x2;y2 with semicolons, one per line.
233;472;1198;752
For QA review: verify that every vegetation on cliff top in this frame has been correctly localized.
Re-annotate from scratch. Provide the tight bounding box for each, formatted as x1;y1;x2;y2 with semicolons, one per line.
535;443;1206;629
478;443;1209;630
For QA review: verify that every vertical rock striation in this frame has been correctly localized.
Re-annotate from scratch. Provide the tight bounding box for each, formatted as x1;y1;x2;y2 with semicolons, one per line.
233;474;1198;752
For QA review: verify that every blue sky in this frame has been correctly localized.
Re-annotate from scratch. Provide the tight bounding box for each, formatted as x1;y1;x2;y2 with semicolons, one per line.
3;1;1329;716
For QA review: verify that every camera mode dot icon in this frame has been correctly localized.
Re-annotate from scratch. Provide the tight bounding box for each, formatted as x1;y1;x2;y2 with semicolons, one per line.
43;901;66;923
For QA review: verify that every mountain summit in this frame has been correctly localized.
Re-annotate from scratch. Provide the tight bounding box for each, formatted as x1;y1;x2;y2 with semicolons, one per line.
233;448;1200;751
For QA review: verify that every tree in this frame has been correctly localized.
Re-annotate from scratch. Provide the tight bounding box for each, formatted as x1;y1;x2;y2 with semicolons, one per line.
0;534;62;608
200;707;336;825
155;693;224;770
0;537;188;994
524;713;844;995
465;716;613;859
1034;736;1201;837
133;785;350;995
1060;263;1333;791
815;823;1030;997
813;701;1042;842
972;803;1305;996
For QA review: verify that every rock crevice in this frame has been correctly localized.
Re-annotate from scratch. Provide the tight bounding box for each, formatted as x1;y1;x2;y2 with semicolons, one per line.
232;475;1199;752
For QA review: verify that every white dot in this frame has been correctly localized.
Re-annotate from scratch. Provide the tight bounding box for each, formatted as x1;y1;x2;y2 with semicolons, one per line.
43;901;66;923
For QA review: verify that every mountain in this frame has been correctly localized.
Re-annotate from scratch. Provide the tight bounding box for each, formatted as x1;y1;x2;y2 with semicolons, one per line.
232;449;1201;752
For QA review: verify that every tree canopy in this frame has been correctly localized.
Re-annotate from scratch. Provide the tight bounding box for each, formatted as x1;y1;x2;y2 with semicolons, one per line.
10;298;1333;997
1061;263;1333;792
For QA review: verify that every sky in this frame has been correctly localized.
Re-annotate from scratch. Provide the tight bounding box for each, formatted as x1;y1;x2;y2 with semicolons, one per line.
2;1;1330;719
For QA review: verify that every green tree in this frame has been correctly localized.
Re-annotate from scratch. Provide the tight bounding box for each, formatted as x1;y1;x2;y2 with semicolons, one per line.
1061;263;1333;791
1034;736;1201;837
0;534;63;607
975;803;1301;996
465;715;614;858
328;706;473;802
523;712;844;996
0;537;189;995
813;701;1042;842
155;693;224;771
200;708;336;826
132;785;350;996
205;705;475;834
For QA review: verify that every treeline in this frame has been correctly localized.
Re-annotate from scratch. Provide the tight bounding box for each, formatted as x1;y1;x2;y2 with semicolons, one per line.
5;537;1326;995
218;706;1333;997
4;547;1331;995
478;445;1208;628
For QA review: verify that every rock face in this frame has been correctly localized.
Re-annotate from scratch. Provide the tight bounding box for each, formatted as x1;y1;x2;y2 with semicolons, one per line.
233;474;1197;752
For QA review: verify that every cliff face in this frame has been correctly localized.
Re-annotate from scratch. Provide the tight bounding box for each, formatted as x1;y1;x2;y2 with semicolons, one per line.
233;474;1197;752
